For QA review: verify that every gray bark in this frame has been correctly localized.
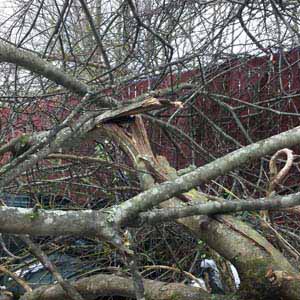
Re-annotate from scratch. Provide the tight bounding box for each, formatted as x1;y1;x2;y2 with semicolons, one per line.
20;273;230;300
0;41;89;96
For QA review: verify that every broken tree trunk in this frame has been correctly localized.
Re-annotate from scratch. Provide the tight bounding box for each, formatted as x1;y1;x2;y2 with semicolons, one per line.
100;115;300;300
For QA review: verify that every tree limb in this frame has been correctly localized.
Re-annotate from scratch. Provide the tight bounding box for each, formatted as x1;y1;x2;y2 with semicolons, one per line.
138;192;300;225
1;193;300;237
0;41;89;96
20;273;230;300
114;126;300;225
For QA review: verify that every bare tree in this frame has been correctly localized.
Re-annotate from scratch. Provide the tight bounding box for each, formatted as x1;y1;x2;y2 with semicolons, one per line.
1;1;300;300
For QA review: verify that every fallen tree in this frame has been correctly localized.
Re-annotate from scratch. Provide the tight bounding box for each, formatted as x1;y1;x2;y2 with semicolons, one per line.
1;5;300;298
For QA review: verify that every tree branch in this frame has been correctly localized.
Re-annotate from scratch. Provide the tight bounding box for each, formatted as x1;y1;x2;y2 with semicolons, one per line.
0;98;177;189
0;41;89;96
113;126;300;225
1;193;300;237
138;193;300;225
20;273;229;300
0;206;126;251
21;235;84;300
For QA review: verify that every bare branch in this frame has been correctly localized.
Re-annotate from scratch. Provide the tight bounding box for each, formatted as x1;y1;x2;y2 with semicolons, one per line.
0;41;89;96
21;235;84;300
1;192;300;237
138;192;300;225
20;273;228;300
115;126;300;225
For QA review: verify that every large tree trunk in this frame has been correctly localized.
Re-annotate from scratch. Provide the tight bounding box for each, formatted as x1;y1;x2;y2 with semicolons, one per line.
101;116;300;300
